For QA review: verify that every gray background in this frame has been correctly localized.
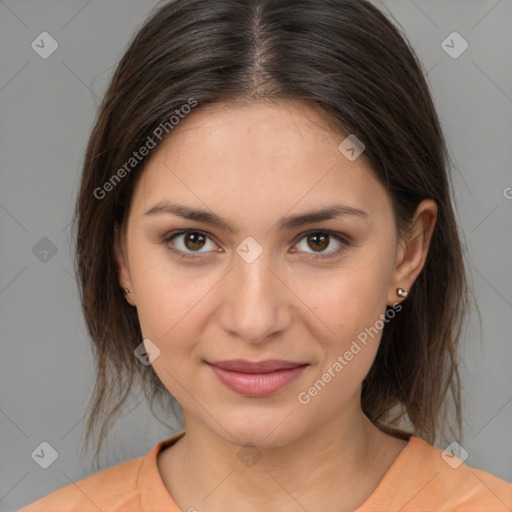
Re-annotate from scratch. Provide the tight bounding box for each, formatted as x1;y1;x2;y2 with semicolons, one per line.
1;0;511;510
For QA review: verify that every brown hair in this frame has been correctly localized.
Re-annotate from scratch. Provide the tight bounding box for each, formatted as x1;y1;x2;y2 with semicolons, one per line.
73;0;472;464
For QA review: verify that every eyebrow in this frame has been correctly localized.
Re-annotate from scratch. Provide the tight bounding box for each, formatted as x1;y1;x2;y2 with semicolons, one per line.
144;201;368;233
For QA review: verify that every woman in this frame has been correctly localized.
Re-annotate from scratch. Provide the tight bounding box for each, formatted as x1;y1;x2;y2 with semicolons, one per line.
20;0;512;510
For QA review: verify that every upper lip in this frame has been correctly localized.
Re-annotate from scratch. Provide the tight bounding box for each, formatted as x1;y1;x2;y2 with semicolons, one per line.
207;359;308;374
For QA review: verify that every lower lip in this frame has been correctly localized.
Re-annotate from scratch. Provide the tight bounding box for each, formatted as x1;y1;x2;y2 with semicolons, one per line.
208;364;308;397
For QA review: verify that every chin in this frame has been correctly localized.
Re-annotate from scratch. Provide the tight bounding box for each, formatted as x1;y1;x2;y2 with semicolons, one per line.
212;409;306;449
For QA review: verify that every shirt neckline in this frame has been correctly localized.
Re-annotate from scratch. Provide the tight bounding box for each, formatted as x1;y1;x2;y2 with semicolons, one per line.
139;431;418;511
354;435;419;511
139;431;186;510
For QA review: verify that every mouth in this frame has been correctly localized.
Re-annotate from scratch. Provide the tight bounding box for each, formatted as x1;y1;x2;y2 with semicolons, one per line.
207;359;307;373
205;359;309;397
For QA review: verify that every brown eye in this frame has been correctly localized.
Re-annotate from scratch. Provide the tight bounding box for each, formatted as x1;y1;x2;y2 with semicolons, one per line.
307;233;329;252
293;230;349;259
163;230;218;257
184;232;206;251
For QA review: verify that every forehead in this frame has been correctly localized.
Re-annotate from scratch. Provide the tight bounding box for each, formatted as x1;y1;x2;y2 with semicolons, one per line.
129;100;389;220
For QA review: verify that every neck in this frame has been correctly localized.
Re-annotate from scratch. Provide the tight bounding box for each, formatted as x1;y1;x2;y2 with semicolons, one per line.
159;406;407;512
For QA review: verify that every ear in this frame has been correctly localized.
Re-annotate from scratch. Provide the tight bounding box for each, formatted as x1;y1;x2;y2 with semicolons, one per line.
113;222;136;306
387;199;438;306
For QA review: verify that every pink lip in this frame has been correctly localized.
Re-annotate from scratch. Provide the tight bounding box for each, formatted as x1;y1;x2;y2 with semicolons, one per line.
206;360;308;397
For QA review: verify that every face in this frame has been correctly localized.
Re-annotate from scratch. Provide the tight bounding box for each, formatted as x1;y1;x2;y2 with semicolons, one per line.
114;100;435;448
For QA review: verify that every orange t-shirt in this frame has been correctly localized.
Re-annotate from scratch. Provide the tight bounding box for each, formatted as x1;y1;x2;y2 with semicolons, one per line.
19;431;512;511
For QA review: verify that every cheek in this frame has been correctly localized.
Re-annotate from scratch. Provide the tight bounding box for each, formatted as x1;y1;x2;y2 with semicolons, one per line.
128;241;211;338
135;280;210;405
136;277;211;345
132;270;223;406
294;278;385;415
292;249;392;385
299;261;390;340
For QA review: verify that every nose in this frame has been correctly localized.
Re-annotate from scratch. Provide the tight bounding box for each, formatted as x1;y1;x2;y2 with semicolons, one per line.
218;250;292;343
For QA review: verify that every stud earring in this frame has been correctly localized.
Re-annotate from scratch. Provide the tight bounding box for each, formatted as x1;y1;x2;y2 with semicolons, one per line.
122;288;131;295
396;287;408;298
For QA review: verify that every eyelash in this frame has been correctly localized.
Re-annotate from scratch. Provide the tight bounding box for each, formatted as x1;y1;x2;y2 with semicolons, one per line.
162;229;351;261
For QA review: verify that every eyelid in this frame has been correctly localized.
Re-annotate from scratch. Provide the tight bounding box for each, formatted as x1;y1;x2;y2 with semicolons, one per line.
162;228;350;259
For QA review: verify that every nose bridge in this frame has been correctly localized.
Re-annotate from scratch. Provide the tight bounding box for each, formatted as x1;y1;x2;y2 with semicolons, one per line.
236;249;274;297
219;246;291;341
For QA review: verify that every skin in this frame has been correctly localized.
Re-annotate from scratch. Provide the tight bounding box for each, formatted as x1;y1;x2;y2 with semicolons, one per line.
114;100;437;512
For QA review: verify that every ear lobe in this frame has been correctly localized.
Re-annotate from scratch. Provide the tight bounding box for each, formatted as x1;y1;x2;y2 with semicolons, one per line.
387;199;437;305
113;222;135;304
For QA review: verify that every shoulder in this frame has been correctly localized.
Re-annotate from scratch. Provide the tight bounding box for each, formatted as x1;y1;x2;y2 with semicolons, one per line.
18;432;186;512
18;454;145;511
364;436;512;512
